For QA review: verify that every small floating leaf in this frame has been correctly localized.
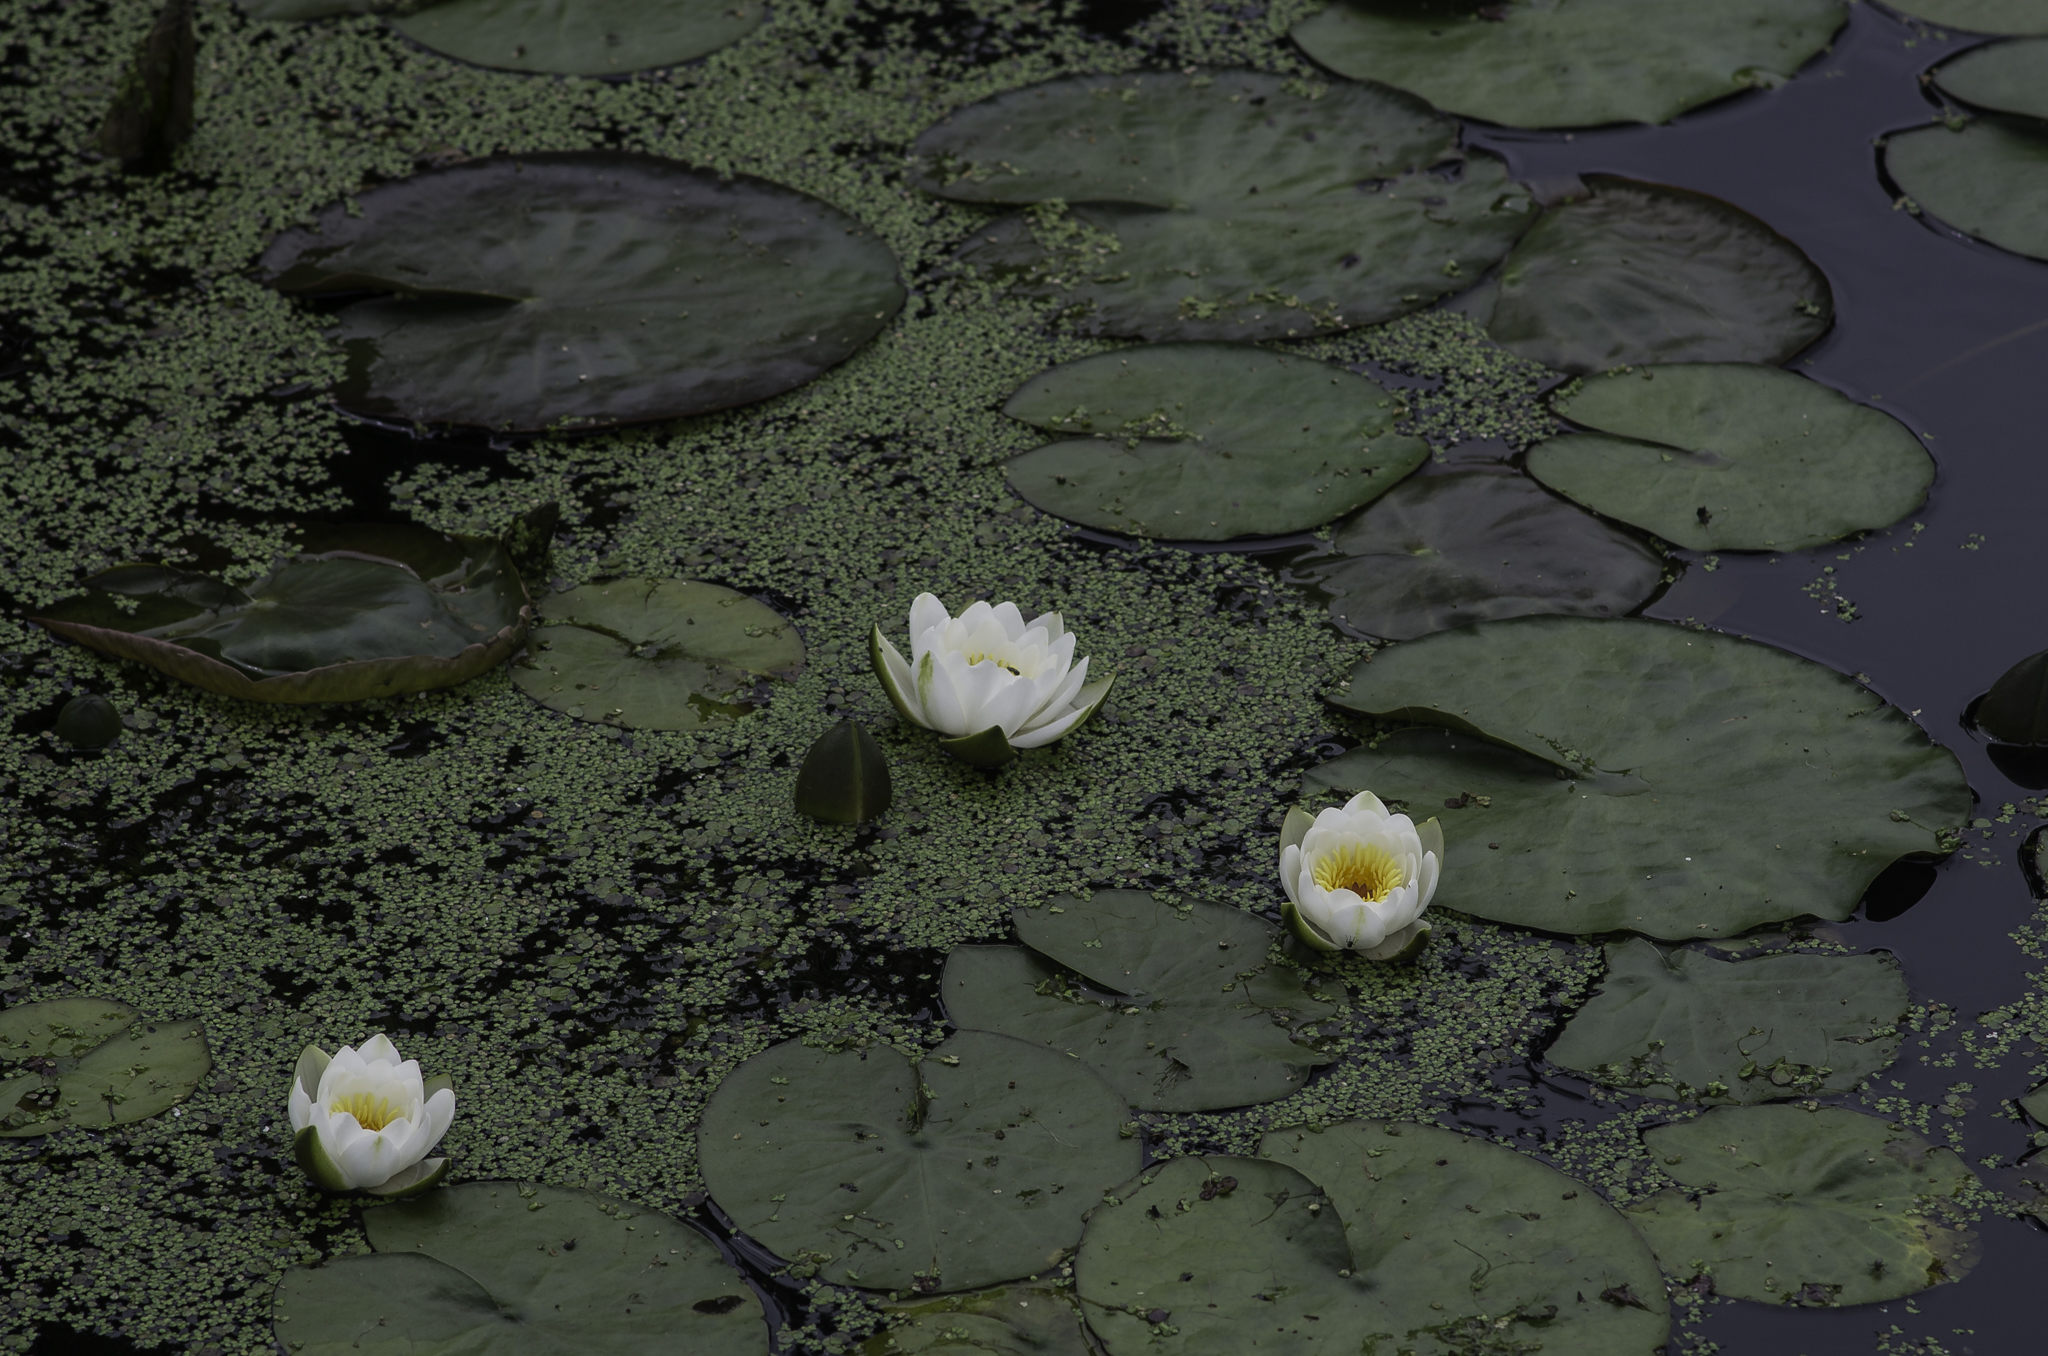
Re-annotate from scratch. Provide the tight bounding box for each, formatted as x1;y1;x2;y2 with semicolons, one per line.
54;694;123;749
393;0;765;76
97;0;195;175
1976;648;2048;744
794;720;893;824
1;998;210;1137
1887;118;2048;263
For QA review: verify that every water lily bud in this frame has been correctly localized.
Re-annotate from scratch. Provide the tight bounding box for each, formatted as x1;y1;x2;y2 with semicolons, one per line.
794;719;892;824
288;1035;454;1197
54;694;123;749
1278;792;1442;960
869;593;1114;767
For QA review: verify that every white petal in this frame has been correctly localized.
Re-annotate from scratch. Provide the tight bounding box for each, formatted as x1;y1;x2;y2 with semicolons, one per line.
1027;610;1065;642
973;670;1041;738
1340;790;1390;821
421;1088;455;1146
356;1034;402;1065
955;600;996;631
1279;843;1304;907
874;632;929;728
288;1080;313;1133
1007;699;1092;748
908;594;951;649
1416;852;1440;910
1021;654;1088;731
921;652;975;735
989;601;1026;638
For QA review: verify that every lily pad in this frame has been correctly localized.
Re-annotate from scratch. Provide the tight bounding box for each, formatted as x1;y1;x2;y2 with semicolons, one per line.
235;0;398;17
393;0;766;77
1291;0;1845;129
2019;1081;2048;1126
1472;177;1833;373
941;891;1334;1112
1627;1105;1976;1305
1930;38;2048;121
258;152;904;430
915;70;1533;341
271;1182;765;1354
1543;938;1909;1102
511;578;803;731
1;998;210;1137
1884;0;2048;35
1294;468;1667;640
999;344;1427;540
1886;119;2048;263
697;1030;1141;1293
1974;647;2048;744
1319;617;1968;938
1533;364;1934;551
32;524;530;704
862;1284;1094;1356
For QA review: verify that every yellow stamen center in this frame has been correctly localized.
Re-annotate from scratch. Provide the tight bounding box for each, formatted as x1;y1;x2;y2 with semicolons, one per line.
330;1091;402;1132
962;650;1023;676
1312;842;1405;903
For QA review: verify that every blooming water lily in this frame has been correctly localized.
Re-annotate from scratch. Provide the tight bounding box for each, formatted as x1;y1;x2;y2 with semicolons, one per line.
870;593;1113;766
1279;790;1442;959
288;1034;454;1197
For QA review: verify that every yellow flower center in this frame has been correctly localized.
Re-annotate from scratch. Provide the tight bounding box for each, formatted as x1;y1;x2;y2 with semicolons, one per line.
330;1090;403;1132
962;650;1023;676
1312;842;1405;903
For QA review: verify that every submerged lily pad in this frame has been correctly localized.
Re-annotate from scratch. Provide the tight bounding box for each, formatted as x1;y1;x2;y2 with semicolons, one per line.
1319;617;1967;938
1471;177;1833;373
32;524;530;704
1885;0;2048;35
941;891;1334;1112
697;1031;1141;1293
1887;119;2048;263
272;1182;765;1354
512;578;802;731
1;998;210;1137
1974;648;2048;744
259;152;904;430
1544;938;1909;1102
1291;0;1844;129
916;70;1532;341
1627;1105;1976;1305
1930;38;2048;120
392;0;764;75
1295;468;1666;640
999;344;1427;540
1534;364;1934;551
862;1284;1094;1356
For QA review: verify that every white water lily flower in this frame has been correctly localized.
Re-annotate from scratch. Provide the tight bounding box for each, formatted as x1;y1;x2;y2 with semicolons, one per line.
870;593;1114;766
1279;791;1443;959
288;1034;454;1197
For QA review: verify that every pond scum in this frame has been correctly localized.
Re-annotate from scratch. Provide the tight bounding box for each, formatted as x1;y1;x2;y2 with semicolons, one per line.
4;1;2048;1353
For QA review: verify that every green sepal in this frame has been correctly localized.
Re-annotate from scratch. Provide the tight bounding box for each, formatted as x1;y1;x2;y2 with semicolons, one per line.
1416;815;1445;865
1360;919;1432;963
1067;673;1115;733
1281;899;1340;953
294;1044;331;1101
1280;807;1316;859
938;724;1020;768
422;1073;454;1102
869;625;925;727
363;1156;450;1199
292;1124;355;1193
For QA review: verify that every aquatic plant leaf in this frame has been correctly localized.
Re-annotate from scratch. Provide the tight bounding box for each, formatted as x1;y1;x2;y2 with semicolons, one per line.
511;578;801;731
271;1182;765;1354
0;999;210;1137
53;694;123;749
1319;618;1968;938
1885;0;2048;35
1534;364;1933;551
1296;468;1666;640
1290;0;1844;129
32;525;530;704
915;70;1532;341
1976;648;2048;744
941;890;1334;1112
1930;38;2048;120
862;1284;1094;1356
1887;119;2048;263
393;0;765;76
2021;1081;2048;1125
1627;1105;1977;1305
1473;177;1833;373
97;0;194;175
235;0;404;17
697;1031;1140;1292
999;344;1426;539
1544;938;1908;1102
795;719;893;823
259;152;904;430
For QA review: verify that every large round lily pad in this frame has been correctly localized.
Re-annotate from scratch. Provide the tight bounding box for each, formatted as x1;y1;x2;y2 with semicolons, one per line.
512;578;803;731
258;152;904;430
999;344;1427;540
698;1031;1142;1293
271;1182;765;1354
1543;938;1909;1102
1295;468;1666;640
1886;119;2048;264
32;524;530;704
392;0;764;75
1472;177;1833;373
1885;0;2048;35
1627;1106;1977;1305
941;891;1334;1112
915;70;1533;341
1319;617;1968;938
1290;0;1845;129
1533;364;1934;551
862;1284;1094;1356
1930;38;2048;120
1;998;210;1137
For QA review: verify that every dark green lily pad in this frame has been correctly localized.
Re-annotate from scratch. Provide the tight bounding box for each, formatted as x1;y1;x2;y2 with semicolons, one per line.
1319;617;1968;938
915;70;1533;341
393;0;765;77
1885;0;2048;35
32;524;530;704
1;998;210;1137
1887;119;2048;263
235;0;400;18
1471;177;1833;373
999;344;1427;540
2019;1081;2048;1126
941;891;1334;1113
271;1182;765;1354
1295;468;1666;640
1931;38;2048;120
1291;0;1845;129
1975;648;2048;744
259;152;904;430
862;1284;1094;1356
697;1030;1141;1293
1627;1106;1976;1305
1533;364;1934;551
512;578;802;731
1544;938;1908;1102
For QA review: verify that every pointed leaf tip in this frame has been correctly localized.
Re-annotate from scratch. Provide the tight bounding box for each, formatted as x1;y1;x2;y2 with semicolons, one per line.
794;720;893;823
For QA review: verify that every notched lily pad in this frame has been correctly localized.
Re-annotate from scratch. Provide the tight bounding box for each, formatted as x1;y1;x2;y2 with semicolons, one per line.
941;890;1335;1112
1;998;210;1136
271;1181;765;1354
1000;344;1427;540
393;0;766;76
32;524;530;704
1887;118;2048;263
512;578;802;731
862;1284;1094;1356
